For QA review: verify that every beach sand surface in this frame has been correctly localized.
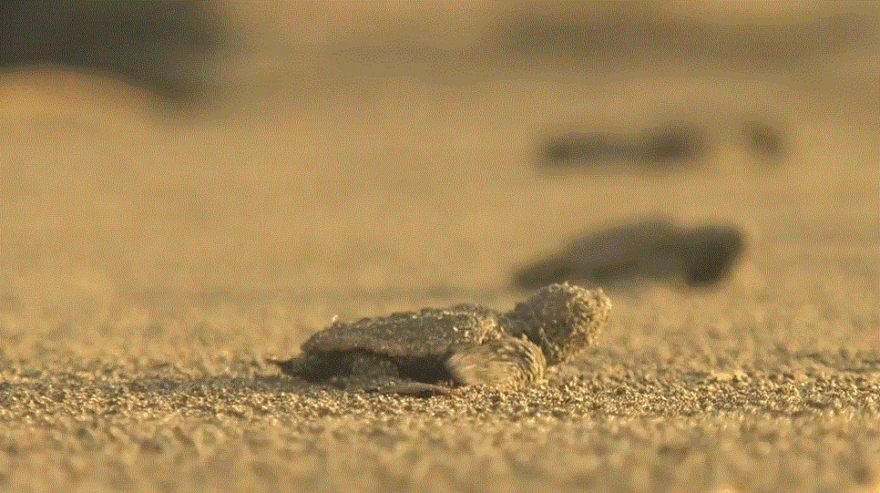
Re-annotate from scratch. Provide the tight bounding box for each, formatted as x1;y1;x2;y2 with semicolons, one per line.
1;2;878;492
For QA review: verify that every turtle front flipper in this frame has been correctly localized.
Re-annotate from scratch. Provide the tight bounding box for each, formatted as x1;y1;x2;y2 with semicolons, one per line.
446;336;546;389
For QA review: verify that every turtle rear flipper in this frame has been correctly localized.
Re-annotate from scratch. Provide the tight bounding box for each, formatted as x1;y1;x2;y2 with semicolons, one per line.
268;353;344;381
446;336;546;389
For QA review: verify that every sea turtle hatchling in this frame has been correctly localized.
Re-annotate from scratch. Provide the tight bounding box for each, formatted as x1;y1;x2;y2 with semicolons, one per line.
269;283;611;394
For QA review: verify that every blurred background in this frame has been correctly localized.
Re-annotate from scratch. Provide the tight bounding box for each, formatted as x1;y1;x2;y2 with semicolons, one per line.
1;1;878;329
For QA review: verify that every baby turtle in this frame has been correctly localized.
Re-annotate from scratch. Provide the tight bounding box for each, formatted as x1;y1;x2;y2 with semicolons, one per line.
269;283;610;395
540;122;707;170
514;216;745;290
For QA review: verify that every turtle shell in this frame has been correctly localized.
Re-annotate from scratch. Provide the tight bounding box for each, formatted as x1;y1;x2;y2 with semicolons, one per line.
302;305;507;359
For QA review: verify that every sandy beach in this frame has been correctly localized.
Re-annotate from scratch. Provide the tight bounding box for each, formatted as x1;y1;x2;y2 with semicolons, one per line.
1;2;878;492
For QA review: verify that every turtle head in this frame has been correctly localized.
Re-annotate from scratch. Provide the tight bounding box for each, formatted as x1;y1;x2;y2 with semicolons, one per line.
511;283;611;365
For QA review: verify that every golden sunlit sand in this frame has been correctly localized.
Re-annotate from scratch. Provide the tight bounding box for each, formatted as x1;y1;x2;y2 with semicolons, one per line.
1;2;878;492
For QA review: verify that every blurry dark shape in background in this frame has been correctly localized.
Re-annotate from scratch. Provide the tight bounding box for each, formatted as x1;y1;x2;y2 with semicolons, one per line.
543;132;634;163
0;0;224;103
514;217;745;290
639;123;708;162
493;5;872;67
541;122;707;171
741;118;785;160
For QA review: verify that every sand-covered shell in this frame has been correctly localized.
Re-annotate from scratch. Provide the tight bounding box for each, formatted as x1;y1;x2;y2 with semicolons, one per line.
301;305;507;359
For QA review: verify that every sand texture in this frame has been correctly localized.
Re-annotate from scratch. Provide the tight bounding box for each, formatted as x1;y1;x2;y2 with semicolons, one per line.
1;2;879;492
